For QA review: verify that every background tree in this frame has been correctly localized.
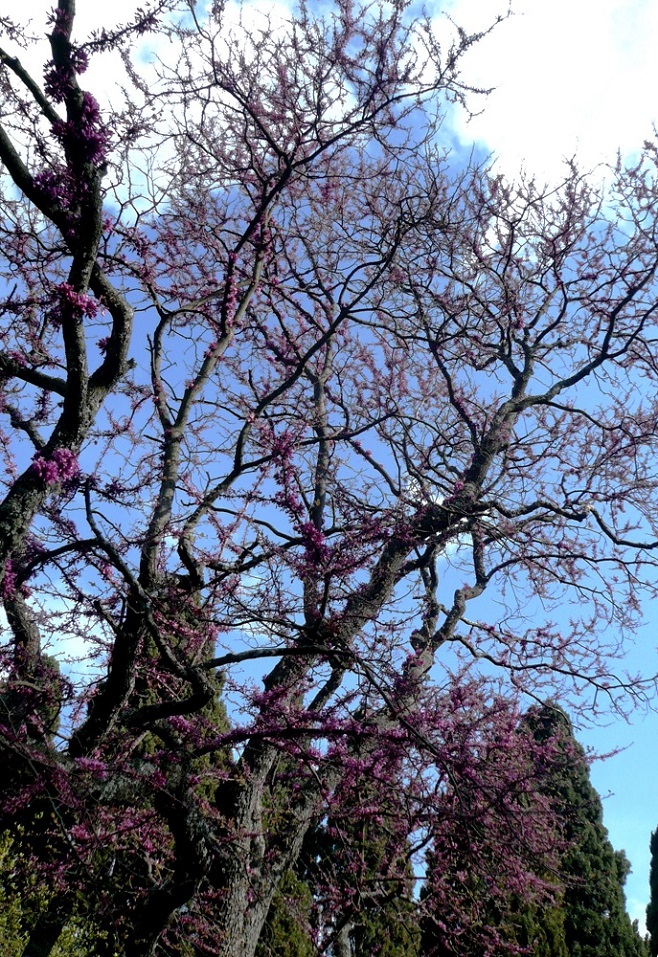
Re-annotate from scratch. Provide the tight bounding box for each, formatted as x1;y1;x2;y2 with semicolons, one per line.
523;706;648;957
0;830;113;957
648;829;658;956
255;733;420;957
3;1;658;956
295;772;421;956
255;870;316;957
420;704;649;957
419;696;563;957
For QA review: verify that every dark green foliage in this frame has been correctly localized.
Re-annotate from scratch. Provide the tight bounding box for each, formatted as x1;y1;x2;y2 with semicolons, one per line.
329;817;420;957
257;832;421;956
273;810;420;957
0;578;233;957
349;899;420;957
420;704;649;957
647;829;658;956
0;832;113;957
522;705;649;957
510;902;568;957
256;872;316;957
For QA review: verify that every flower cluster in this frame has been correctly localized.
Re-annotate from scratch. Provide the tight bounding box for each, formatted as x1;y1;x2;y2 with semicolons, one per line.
47;6;73;35
44;48;89;103
299;520;330;565
33;165;76;211
6;349;26;367
32;447;79;486
223;254;240;328
0;559;16;600
49;283;98;327
52;92;111;166
74;756;108;780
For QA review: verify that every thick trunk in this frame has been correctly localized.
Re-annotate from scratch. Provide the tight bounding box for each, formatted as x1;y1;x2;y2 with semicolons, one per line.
212;745;324;957
334;923;354;957
215;882;273;957
21;899;67;957
123;881;202;957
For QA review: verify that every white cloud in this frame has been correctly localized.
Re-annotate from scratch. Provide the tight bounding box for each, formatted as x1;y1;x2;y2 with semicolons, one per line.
0;593;105;682
10;0;658;186
627;895;648;934
442;0;658;181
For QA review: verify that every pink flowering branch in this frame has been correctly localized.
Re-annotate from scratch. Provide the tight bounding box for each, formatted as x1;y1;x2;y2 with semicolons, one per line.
31;448;79;486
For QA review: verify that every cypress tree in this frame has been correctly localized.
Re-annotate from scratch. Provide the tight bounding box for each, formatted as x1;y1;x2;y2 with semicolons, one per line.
256;871;316;957
420;704;649;957
0;577;233;957
646;828;658;957
296;813;420;957
528;706;647;957
517;705;649;957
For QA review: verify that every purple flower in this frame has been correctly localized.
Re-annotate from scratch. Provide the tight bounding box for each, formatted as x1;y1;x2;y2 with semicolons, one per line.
0;560;16;600
32;448;79;486
49;283;99;327
51;92;111;166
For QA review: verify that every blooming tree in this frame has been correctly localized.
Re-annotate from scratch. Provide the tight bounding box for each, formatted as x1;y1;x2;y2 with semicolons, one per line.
2;1;658;955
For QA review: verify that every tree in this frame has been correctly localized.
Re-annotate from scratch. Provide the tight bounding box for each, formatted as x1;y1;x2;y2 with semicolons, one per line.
255;870;316;957
0;830;111;957
419;696;565;957
295;782;421;956
421;705;650;957
521;706;649;957
648;829;658;956
2;1;658;955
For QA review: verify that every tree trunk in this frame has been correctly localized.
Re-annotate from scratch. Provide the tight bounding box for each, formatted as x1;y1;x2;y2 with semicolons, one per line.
22;901;67;957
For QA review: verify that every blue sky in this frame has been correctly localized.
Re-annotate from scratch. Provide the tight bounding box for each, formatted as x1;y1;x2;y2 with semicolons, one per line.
10;0;658;932
440;0;658;929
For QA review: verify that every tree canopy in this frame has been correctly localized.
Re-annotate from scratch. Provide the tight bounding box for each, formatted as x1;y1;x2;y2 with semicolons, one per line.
1;1;658;955
647;829;658;956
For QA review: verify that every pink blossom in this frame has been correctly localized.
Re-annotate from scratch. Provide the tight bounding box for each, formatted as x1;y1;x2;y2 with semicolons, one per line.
48;283;99;327
74;757;108;780
0;559;16;600
51;92;110;165
32;448;79;485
